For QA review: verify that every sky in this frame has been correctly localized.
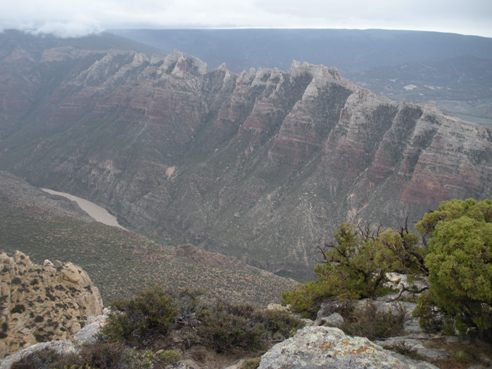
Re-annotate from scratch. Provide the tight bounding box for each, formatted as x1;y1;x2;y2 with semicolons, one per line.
0;0;491;38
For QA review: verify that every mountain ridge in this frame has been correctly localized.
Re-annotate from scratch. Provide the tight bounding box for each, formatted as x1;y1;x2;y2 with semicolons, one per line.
0;33;490;277
111;29;492;125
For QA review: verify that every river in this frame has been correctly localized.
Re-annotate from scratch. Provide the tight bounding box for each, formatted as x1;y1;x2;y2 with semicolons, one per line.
41;188;127;231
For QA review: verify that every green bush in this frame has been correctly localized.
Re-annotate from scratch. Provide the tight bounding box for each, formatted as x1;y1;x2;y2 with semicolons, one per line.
283;224;425;317
282;198;491;342
196;302;303;354
157;349;181;366
254;309;304;341
102;289;303;355
75;343;138;369
340;301;405;340
196;303;268;353
417;199;492;340
282;281;333;318
102;288;178;346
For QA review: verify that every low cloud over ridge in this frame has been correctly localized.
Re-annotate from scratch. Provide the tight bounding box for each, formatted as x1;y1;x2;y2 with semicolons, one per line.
1;0;491;37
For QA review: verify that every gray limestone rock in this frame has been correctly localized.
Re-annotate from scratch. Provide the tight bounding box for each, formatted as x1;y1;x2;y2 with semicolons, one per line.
317;312;345;328
257;326;438;369
73;309;109;345
376;336;449;361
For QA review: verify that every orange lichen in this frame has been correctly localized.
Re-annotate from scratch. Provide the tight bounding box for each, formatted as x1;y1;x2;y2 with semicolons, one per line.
320;341;332;351
350;345;372;355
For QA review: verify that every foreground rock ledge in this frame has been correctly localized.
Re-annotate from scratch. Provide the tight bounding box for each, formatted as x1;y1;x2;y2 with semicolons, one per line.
258;326;438;369
0;251;103;358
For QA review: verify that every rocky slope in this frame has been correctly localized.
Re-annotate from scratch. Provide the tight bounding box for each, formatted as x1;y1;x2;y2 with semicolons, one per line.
0;172;297;305
0;31;491;277
0;251;103;358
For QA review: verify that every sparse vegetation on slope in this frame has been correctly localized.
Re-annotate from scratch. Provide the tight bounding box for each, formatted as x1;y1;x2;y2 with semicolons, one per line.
11;343;148;369
103;289;304;354
10;289;304;369
0;173;297;306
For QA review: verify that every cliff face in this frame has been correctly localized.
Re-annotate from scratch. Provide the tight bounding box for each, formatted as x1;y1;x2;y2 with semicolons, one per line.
0;251;103;358
0;33;491;277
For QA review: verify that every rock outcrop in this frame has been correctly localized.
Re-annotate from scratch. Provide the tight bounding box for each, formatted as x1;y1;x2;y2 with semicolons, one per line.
257;326;438;369
0;251;103;358
72;308;109;345
0;31;491;276
0;308;110;369
313;291;492;368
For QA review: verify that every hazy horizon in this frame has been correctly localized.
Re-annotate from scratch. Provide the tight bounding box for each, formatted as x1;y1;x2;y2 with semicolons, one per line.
1;0;491;38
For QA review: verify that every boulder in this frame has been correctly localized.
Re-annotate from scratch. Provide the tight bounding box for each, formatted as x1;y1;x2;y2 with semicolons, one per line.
73;309;109;345
376;336;449;362
316;313;344;328
257;326;438;369
403;317;424;335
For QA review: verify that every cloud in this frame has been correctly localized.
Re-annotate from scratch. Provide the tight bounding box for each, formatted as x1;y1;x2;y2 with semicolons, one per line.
0;0;491;37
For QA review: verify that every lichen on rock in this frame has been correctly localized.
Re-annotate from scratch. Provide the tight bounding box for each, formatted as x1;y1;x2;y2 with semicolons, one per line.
257;326;438;369
0;251;103;358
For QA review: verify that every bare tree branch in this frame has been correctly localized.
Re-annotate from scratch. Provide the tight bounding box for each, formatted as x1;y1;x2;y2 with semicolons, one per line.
388;285;429;302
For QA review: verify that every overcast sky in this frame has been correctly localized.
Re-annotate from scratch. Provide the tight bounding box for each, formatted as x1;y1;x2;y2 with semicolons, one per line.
1;0;491;38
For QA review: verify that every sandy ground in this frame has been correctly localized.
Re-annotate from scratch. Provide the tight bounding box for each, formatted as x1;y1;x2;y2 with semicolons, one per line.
41;188;127;231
